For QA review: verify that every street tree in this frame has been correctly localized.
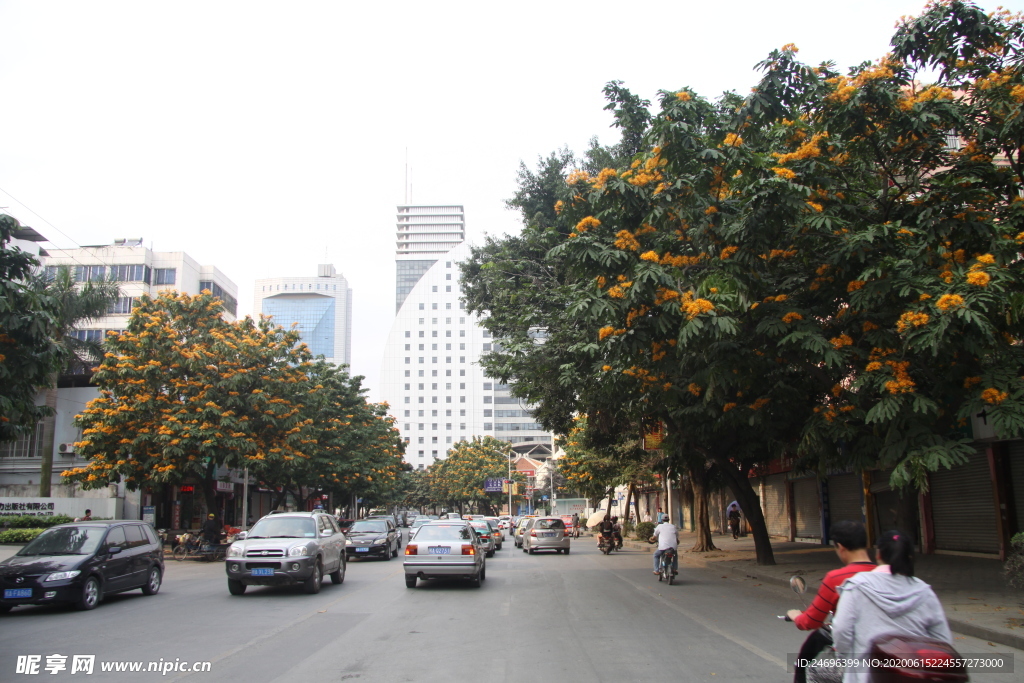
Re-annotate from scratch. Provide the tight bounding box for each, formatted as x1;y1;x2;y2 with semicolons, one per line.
0;215;63;442
428;436;523;514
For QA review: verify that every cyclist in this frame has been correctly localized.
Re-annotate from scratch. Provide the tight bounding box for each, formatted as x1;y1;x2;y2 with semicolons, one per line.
650;514;678;576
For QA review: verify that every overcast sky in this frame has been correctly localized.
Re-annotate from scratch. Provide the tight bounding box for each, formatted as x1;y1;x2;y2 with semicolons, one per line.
1;0;1015;401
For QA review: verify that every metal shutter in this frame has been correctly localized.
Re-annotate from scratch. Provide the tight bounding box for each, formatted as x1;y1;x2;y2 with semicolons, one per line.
764;474;789;537
929;446;999;554
793;478;821;538
1007;441;1024;533
828;473;863;525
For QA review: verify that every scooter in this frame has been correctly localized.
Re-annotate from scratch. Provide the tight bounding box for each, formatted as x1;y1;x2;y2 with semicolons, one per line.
598;533;615;555
779;576;969;683
657;547;676;585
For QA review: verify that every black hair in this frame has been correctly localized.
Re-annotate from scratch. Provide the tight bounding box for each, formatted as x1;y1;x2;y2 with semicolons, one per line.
830;520;868;550
877;529;914;577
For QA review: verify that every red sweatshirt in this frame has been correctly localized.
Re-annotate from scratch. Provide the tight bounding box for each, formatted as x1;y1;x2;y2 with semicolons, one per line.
794;561;876;630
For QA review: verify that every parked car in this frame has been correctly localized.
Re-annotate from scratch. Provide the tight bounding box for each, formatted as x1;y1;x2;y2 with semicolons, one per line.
225;511;346;595
521;517;570;554
0;521;164;612
345;518;401;560
403;521;486;588
468;520;497;557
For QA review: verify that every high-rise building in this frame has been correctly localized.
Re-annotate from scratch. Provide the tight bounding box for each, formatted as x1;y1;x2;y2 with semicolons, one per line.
380;209;552;470
395;205;465;311
253;264;353;367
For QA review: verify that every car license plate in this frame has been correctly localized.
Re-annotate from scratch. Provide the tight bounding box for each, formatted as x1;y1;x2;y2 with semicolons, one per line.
250;568;274;576
4;588;32;598
428;546;450;554
355;547;369;553
541;532;554;537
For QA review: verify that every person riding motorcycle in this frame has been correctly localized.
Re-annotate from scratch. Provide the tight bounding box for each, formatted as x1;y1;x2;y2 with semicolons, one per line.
597;514;615;549
611;516;623;549
650;514;678;576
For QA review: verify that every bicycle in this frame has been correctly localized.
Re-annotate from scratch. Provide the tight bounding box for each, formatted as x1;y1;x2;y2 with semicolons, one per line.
173;533;225;562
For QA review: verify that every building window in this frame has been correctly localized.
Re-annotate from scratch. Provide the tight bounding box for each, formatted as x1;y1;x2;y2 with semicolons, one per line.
432;330;438;338
419;344;425;351
460;423;466;430
432;303;438;310
445;423;452;430
459;370;465;376
419;370;424;377
418;383;424;390
418;397;424;403
484;409;492;417
405;423;411;430
460;317;465;324
431;396;438;403
419;303;425;310
446;273;451;280
418;410;425;417
107;297;134;315
446;409;452;416
432;286;437;292
418;437;424;444
418;449;424;455
483;344;492;351
446;318;451;324
459;330;466;337
405;331;411;337
404;397;410;403
459;301;466;309
432;410;438;416
483;396;492;404
405;383;411;390
483;383;492;390
460;410;466;416
445;330;451;337
445;396;452;403
418;423;424;430
405;370;410;377
431;436;438;444
460;396;466;403
446;357;451;363
431;383;438;390
404;437;411;444
445;383;452;390
432;344;438;350
405;357;410;364
459;343;465;350
419;357;424;363
432;450;438;457
446;286;451;293
483;331;492;338
446;370;452;377
153;268;176;285
405;344;410;351
459;357;465;363
445;344;451;350
484;423;493;430
432;318;437;324
446;261;451;268
419;318;424;324
432;370;438;377
446;436;452;443
445;302;452;309
404;410;410;417
419;331;425;337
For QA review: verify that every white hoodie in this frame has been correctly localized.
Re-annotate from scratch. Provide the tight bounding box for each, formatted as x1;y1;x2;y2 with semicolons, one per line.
831;570;952;683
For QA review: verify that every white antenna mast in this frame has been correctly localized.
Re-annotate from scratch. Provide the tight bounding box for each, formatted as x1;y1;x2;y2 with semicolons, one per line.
404;148;409;204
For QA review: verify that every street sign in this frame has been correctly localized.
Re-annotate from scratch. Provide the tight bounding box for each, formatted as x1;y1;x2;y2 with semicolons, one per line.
484;478;503;492
541;495;549;501
519;469;536;477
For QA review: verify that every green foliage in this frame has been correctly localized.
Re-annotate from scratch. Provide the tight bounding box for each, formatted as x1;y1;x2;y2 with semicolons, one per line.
1;514;74;529
0;214;63;441
0;528;45;543
1006;532;1024;589
634;521;655;541
428;436;524;512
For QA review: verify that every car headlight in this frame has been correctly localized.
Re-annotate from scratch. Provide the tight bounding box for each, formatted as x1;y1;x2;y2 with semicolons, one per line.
226;544;244;558
288;545;310;557
345;539;352;545
44;570;81;582
372;538;387;545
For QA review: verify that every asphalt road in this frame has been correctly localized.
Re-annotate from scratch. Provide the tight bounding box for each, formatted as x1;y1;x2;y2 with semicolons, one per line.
1;533;1020;682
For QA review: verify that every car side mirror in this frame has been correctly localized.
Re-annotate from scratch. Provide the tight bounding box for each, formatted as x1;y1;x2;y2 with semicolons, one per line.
107;546;122;555
235;531;247;540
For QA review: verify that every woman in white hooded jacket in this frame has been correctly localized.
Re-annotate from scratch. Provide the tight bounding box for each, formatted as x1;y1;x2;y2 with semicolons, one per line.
831;530;953;683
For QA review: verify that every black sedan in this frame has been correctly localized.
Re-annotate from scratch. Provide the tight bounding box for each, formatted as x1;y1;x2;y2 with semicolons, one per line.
0;521;164;612
344;519;400;560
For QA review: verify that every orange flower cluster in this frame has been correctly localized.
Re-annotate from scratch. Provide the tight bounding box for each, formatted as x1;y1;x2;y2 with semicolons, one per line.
722;133;743;147
749;397;771;411
830;334;854;348
884;360;915;394
688;383;702;396
613;230;640;251
593;168;618;189
576;216;601;232
681;294;715;320
722;403;737;413
981;388;1008;404
767;249;798;259
772;167;797;180
640;250;660;262
764;294;788;303
662;253;705;267
782;312;803;323
774;132;828;165
566;169;592;185
554;200;564;214
896;311;930;333
966;271;990;286
654;287;681;305
626;306;650;328
862;320;879;332
935;294;965;312
720;245;739;259
963;376;982;389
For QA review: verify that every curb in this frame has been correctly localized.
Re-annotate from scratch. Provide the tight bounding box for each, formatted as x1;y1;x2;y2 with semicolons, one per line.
622;540;1024;651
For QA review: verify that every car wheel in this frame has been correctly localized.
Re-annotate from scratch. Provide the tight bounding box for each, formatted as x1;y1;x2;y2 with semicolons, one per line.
330;559;345;585
0;604;12;614
405;575;417;588
141;566;162;595
383;548;392;561
76;576;101;610
528;547;535;555
228;579;247;595
480;565;486;581
469;571;481;588
304;561;322;594
564;547;570;554
486;549;494;558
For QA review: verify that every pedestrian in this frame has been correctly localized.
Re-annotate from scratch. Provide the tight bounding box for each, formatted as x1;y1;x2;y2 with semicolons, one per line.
787;520;876;683
643;510;652;524
832;530;952;683
75;509;92;522
727;502;741;539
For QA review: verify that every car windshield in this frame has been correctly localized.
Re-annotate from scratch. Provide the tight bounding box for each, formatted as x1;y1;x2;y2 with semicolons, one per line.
470;522;489;532
536;519;564;530
246;517;316;539
414;525;473;541
349;521;387;533
411;520;428;528
17;526;105;556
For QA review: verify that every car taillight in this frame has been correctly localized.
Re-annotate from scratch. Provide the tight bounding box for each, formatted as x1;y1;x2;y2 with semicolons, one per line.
530;530;537;537
405;544;417;555
461;544;475;555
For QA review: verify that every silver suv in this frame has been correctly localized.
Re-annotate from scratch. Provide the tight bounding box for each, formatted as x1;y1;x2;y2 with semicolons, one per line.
225;511;346;595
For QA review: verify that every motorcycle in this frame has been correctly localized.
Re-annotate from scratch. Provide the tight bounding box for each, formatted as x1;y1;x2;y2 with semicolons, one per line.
598;532;615;555
657;547;676;585
779;576;968;683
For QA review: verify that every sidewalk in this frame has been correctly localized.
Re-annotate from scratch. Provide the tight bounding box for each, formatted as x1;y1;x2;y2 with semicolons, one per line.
624;530;1024;650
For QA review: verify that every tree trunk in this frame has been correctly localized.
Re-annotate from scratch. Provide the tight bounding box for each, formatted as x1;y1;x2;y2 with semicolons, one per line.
714;456;776;565
894;488;920;545
605;487;615;520
624;482;635;526
202;459;219;522
38;381;58;497
689;463;717;552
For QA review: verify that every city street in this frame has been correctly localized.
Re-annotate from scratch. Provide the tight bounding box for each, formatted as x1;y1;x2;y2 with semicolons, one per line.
2;533;1021;682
